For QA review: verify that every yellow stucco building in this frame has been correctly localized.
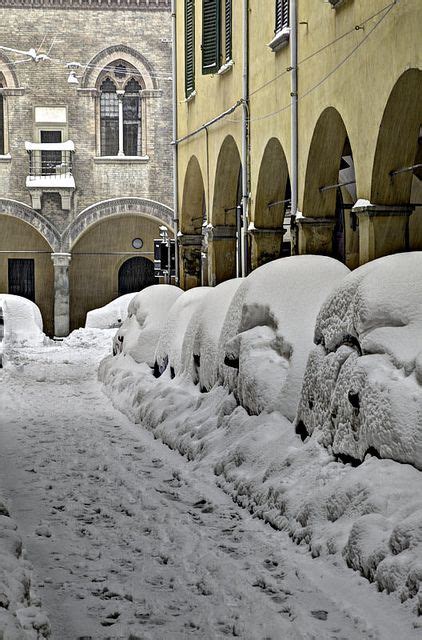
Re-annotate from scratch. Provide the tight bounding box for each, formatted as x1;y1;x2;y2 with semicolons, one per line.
175;0;422;288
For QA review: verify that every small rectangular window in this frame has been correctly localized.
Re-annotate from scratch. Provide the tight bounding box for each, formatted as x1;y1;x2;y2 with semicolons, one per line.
275;0;289;34
185;0;195;97
202;0;220;75
0;94;4;155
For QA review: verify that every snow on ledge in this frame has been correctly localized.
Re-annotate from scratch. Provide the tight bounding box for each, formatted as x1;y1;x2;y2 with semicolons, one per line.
26;175;75;189
25;140;75;151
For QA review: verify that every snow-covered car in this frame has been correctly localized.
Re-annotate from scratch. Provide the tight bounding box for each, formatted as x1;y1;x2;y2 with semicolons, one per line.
181;278;243;390
113;284;183;366
0;293;44;348
297;252;422;470
219;256;350;420
85;293;137;329
154;287;212;378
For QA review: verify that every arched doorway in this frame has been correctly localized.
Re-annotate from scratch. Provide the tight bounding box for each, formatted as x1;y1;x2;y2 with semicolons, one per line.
118;256;156;295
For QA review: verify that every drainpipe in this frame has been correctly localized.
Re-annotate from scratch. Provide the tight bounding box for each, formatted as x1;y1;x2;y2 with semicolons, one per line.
171;0;180;284
290;0;298;249
241;0;249;277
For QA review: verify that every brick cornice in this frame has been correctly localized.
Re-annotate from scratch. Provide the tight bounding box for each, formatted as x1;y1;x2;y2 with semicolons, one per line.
0;0;170;10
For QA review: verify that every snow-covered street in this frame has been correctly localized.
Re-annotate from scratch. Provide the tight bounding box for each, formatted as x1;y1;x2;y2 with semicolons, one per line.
0;332;420;639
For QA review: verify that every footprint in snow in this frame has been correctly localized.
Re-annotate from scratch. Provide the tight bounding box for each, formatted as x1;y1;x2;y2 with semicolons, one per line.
193;498;214;513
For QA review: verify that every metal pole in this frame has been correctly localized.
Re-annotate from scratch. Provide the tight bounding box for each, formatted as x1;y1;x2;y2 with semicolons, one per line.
390;163;422;176
290;0;298;251
241;0;249;277
171;0;180;285
319;179;356;193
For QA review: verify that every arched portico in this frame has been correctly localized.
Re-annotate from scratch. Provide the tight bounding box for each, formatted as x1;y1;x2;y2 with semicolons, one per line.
179;155;206;289
299;108;358;267
209;135;241;285
252;138;291;269
355;69;422;262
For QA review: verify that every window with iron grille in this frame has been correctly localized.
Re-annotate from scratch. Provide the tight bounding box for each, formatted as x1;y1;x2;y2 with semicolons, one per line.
0;81;3;155
185;0;195;96
100;78;119;156
223;0;232;64
202;0;220;75
275;0;289;33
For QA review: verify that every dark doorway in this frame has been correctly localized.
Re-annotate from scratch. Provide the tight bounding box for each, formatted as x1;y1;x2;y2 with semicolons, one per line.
8;259;35;301
118;257;157;296
41;130;62;175
333;188;346;263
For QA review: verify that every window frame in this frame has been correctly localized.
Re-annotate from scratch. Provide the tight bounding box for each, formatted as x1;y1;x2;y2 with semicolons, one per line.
269;0;290;52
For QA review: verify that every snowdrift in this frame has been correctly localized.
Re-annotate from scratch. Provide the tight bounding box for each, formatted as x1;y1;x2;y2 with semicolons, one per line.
0;492;50;638
0;294;44;348
85;293;136;329
100;253;422;617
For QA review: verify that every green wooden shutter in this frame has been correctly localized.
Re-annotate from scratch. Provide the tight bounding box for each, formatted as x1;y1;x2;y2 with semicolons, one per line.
185;0;195;97
202;0;220;75
275;0;289;34
224;0;232;63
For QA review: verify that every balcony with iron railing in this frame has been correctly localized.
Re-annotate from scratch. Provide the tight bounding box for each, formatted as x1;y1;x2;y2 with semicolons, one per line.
25;141;75;210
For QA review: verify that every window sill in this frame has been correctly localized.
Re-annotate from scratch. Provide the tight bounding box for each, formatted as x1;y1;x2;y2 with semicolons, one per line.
218;60;234;75
268;27;290;52
94;155;150;164
0;154;11;163
184;90;196;103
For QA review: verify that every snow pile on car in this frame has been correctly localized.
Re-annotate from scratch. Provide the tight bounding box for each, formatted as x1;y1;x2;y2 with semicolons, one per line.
154;287;212;377
85;293;137;329
100;254;422;616
219;255;350;420
297;252;422;469
112;285;183;366
0;492;50;638
0;294;44;347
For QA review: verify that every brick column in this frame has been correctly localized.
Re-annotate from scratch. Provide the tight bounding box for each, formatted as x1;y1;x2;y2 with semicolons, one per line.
51;252;71;337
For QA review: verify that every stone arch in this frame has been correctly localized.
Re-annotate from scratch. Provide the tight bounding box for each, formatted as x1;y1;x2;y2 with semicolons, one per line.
371;69;422;205
0;199;60;251
69;210;172;330
209;135;241;285
300;108;357;265
251;138;291;269
81;45;158;90
0;51;19;88
181;156;206;234
302;107;353;218
63;198;173;250
179;155;206;289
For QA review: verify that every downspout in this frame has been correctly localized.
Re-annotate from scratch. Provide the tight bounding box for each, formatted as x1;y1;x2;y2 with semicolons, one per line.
171;0;180;284
290;0;298;251
241;0;249;277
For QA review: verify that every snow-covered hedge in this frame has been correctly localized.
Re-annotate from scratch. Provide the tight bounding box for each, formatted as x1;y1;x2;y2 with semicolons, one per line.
85;293;136;330
100;254;422;616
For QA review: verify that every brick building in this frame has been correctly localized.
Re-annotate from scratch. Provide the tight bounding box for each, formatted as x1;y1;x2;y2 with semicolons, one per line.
0;0;173;335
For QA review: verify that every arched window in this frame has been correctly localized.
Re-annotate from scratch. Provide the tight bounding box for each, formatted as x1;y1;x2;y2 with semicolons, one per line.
98;61;143;157
100;77;119;156
0;78;4;155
